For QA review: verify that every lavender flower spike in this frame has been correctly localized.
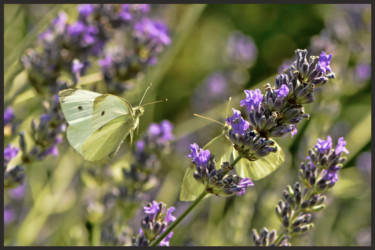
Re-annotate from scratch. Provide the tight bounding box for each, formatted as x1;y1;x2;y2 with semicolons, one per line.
315;136;332;154
187;143;210;168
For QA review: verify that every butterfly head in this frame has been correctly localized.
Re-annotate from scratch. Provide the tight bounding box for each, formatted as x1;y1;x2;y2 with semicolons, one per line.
134;106;145;118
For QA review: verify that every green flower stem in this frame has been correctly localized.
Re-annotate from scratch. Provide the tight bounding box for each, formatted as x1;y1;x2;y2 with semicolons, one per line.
150;155;243;246
91;223;101;246
150;190;207;246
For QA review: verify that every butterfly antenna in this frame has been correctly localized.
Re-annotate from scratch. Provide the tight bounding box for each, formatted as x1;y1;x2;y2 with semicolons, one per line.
139;83;153;106
225;97;232;119
193;113;225;126
142;98;168;107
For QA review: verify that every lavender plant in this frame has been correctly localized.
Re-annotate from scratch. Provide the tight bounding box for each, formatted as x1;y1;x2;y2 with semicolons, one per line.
251;136;349;246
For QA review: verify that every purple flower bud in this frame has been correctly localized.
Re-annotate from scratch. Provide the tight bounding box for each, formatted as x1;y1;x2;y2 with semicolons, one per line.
67;21;86;37
315;136;332;154
275;84;290;98
99;55;113;69
187;143;211;168
78;4;94;17
159;232;173;246
4;107;15;126
136;140;145;152
225;108;250;135
317;51;332;74
225;31;257;67
52;12;68;33
335;137;349;155
240;89;263;111
8;182;26;199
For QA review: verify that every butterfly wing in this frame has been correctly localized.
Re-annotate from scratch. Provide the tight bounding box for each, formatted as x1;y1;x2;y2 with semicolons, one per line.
90;94;134;132
203;132;233;166
59;89;101;154
179;165;206;201
234;140;285;180
81;114;137;161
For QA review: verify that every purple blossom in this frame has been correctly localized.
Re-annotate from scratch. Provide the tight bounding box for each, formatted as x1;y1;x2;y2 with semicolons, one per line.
164;207;176;224
72;59;84;74
159;232;173;246
144;200;160;217
225;108;250;135
206;73;228;98
317;51;333;74
323;165;341;184
240;89;263;111
315;136;332;154
335;137;349;155
134;18;171;46
354;63;371;81
275;84;290;98
4;207;15;225
78;4;94;17
40;135;63;159
4;107;15;125
235;178;254;196
187;143;211;168
4;144;19;166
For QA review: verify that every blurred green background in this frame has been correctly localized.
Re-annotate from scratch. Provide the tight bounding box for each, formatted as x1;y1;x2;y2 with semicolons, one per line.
4;4;371;246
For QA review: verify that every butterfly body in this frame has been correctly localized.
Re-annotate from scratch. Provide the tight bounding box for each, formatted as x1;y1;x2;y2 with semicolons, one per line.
59;88;144;162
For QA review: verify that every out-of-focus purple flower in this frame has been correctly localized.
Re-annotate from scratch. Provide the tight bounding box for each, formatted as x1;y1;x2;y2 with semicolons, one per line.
4;207;15;225
315;136;332;154
335;137;349;155
99;55;113;69
235;178;254;196
187;143;211;168
317;51;333;74
225;31;257;67
67;21;86;37
78;4;94;17
206;73;229;98
120;4;132;21
82;25;99;46
226;108;250;135
354;63;371;82
8;182;26;199
4;144;19;167
136;140;145;152
275;84;290;98
134;18;171;46
4;107;15;126
164;207;176;224
52;12;68;33
42;135;63;158
356;151;371;175
72;59;84;74
132;4;150;13
148;120;174;143
240;89;263;111
159;232;173;246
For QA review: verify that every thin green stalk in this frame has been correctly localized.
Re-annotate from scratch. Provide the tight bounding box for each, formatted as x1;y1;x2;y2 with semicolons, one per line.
150;155;243;246
150;190;207;246
91;223;101;246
